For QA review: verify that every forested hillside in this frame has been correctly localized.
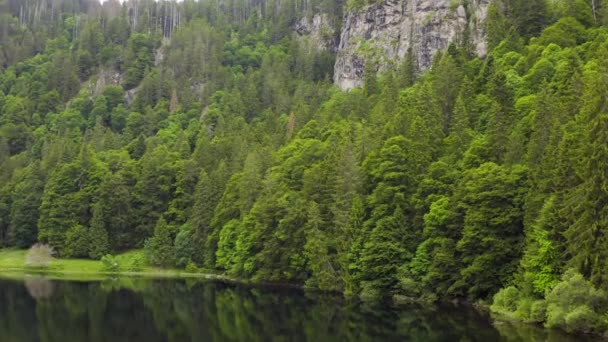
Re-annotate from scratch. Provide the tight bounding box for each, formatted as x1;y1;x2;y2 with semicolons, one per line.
2;0;608;335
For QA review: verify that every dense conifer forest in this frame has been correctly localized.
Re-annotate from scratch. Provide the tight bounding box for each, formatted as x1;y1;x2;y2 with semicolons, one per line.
2;0;608;335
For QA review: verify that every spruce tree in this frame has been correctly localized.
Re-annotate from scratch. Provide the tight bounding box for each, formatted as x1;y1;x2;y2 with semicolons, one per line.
146;217;175;267
88;204;110;260
9;162;44;248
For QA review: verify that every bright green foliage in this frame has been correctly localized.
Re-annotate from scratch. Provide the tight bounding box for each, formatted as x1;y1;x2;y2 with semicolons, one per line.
492;270;608;333
519;196;561;296
3;2;608;337
544;270;607;333
215;219;242;271
100;254;120;273
492;286;523;317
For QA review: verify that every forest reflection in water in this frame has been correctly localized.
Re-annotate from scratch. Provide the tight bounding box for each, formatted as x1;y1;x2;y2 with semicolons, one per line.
0;277;594;342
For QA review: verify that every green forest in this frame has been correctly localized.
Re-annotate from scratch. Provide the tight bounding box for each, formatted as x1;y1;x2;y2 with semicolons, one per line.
2;0;608;335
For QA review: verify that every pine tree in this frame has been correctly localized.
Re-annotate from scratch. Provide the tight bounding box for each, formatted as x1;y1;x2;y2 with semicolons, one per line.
455;163;527;299
304;201;340;291
146;217;175;267
563;114;608;287
64;224;90;258
444;95;473;161
357;205;408;299
88;204;110;260
519;196;561;296
9;162;44;248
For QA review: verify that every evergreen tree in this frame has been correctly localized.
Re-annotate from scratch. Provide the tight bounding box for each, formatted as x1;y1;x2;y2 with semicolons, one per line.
304;201;340;291
88;204;110;260
8;163;44;248
563;114;608;287
146;217;175;267
454;163;527;299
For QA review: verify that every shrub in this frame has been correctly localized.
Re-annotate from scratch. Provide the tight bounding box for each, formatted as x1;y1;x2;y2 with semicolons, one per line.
359;281;382;302
514;297;534;321
491;286;521;315
25;244;54;268
564;305;598;333
185;260;198;273
545;269;607;333
101;255;120;273
127;255;145;272
529;300;547;322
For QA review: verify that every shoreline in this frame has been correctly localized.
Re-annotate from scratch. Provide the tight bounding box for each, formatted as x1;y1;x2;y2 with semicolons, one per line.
0;266;231;282
0;250;603;340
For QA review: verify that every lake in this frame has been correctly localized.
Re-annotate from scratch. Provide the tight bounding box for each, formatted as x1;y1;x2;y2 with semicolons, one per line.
0;276;596;341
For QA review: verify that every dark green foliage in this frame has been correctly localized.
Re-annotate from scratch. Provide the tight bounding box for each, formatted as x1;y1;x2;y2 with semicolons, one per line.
145;217;175;267
88;204;110;260
64;225;89;258
8;163;44;248
38;146;106;254
2;2;608;337
454;163;527;299
174;224;195;268
123;33;155;90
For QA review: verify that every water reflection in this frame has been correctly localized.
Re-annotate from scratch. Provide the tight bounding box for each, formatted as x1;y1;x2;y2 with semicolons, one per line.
0;278;594;342
24;276;55;300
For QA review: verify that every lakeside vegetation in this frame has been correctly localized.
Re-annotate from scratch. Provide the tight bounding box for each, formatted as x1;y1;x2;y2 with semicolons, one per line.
0;248;224;281
2;0;608;339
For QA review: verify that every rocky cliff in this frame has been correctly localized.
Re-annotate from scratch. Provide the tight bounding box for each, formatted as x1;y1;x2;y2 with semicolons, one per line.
294;14;340;52
333;0;490;90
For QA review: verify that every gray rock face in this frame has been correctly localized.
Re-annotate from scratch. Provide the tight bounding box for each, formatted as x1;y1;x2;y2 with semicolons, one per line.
294;13;339;52
334;0;490;90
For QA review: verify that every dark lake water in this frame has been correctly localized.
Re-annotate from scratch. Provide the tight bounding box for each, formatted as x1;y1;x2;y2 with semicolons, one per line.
0;276;596;342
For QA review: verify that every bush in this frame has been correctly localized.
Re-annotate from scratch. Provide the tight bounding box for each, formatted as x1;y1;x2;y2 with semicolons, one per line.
101;255;120;273
529;300;547;322
185;260;198;273
514;297;534;321
491;286;521;315
359;281;382;302
127;255;145;272
544;269;607;333
25;244;54;268
564;305;598;333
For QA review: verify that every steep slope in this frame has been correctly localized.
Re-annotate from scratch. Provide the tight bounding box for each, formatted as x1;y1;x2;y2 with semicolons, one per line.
334;0;490;90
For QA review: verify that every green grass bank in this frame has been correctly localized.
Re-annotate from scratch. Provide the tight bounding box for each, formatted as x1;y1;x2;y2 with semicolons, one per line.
0;249;226;282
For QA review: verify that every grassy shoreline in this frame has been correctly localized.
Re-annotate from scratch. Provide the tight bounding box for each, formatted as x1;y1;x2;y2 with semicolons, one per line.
0;249;230;282
0;249;600;340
